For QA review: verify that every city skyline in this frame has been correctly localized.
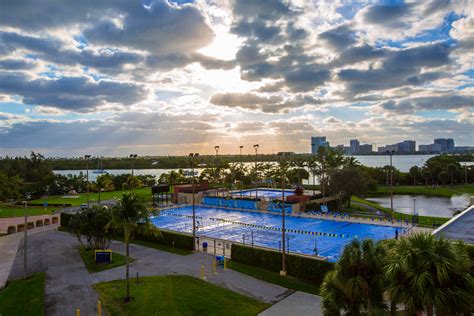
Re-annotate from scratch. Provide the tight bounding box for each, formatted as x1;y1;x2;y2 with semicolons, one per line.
0;1;473;157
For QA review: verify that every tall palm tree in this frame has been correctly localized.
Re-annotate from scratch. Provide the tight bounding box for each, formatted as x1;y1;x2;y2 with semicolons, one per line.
385;233;474;315
446;163;458;185
321;239;387;315
107;193;155;302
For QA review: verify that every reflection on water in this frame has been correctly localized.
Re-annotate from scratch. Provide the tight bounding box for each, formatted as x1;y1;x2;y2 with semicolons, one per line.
367;194;470;218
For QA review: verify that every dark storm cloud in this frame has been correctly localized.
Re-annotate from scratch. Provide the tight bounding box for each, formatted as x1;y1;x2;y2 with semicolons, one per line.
380;94;474;113
361;2;414;28
319;24;357;50
0;31;143;72
338;43;452;95
210;92;324;113
0;72;147;112
82;1;214;55
0;58;36;70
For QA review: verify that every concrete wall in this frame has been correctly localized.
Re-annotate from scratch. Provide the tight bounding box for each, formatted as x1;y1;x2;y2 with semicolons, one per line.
0;214;60;234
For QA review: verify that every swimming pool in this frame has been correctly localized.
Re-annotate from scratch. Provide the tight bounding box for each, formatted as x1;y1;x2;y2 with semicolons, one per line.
231;189;295;199
151;205;402;262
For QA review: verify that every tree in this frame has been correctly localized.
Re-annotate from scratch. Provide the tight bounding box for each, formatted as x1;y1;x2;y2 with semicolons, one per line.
421;169;431;186
0;172;22;202
409;166;420;185
446;163;458;185
68;205;113;249
321;239;387;315
437;170;449;186
328;166;373;208
94;174;114;204
385;233;474;315
107;193;156;302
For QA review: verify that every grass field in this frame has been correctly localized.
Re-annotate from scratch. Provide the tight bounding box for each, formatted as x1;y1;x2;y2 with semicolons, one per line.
0;204;56;218
29;187;151;206
227;260;320;295
117;237;193;256
0;273;45;316
78;247;132;273
372;184;474;198
93;275;270;316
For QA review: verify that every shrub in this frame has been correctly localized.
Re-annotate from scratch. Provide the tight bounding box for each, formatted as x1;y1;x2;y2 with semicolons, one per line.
60;213;74;227
231;244;334;285
7;225;16;234
36;220;43;227
52;216;59;224
68;206;113;249
44;218;51;225
27;222;35;229
134;229;193;250
17;224;25;232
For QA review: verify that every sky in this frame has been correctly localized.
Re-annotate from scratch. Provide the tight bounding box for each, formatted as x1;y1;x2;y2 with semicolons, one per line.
0;0;473;157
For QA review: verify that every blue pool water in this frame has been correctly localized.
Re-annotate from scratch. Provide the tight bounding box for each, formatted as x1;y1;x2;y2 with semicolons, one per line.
151;205;402;262
231;189;295;199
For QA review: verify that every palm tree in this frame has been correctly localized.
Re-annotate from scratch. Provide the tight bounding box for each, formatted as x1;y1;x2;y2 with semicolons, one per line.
437;170;449;186
446;163;458;185
409;166;420;185
107;193;155;302
321;239;387;315
95;174;114;204
385;233;474;315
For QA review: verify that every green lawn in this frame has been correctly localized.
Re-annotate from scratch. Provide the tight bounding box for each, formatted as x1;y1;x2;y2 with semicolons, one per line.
29;187;151;206
93;275;270;316
227;261;320;295
373;184;474;198
78;247;132;273
0;273;45;316
0;204;56;218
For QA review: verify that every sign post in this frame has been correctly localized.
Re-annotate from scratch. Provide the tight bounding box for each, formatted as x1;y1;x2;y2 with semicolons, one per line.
95;250;112;264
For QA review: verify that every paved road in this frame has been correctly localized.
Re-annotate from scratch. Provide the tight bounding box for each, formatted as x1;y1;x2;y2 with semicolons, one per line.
8;230;292;315
259;291;322;316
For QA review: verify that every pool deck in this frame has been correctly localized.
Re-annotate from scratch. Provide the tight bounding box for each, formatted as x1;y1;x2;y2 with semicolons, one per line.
156;203;410;229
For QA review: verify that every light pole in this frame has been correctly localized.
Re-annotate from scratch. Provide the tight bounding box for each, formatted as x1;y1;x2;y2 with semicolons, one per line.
214;146;219;197
254;144;259;199
22;199;28;277
239;145;244;198
130;154;137;193
413;197;416;226
84;155;91;207
464;164;468;184
280;164;287;276
189;152;199;252
386;150;395;219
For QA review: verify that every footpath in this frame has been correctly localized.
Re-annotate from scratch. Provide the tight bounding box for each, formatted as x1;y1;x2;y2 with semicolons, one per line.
6;230;323;315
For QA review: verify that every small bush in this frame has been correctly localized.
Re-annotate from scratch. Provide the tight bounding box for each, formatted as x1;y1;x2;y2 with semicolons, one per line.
17;224;25;232
7;225;16;234
231;244;334;285
36;219;44;227
44;218;51;225
27;222;35;229
52;217;59;224
60;213;74;227
134;229;193;251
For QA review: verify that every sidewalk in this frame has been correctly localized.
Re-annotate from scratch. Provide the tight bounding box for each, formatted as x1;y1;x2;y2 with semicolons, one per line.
0;224;59;288
259;291;322;316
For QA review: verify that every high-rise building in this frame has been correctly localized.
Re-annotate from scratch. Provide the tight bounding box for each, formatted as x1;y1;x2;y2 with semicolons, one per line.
398;140;416;154
358;144;373;154
311;136;329;154
350;139;360;155
434;138;455;152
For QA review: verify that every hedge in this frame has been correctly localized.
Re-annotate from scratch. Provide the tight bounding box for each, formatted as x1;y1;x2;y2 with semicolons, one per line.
36;219;43;227
134;229;193;251
27;222;35;229
60;213;193;251
60;213;74;227
231;244;334;285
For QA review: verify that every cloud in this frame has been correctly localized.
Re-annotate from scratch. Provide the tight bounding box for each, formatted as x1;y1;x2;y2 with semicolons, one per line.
319;24;357;50
82;1;214;55
379;93;474;114
338;43;452;95
0;72;147;112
